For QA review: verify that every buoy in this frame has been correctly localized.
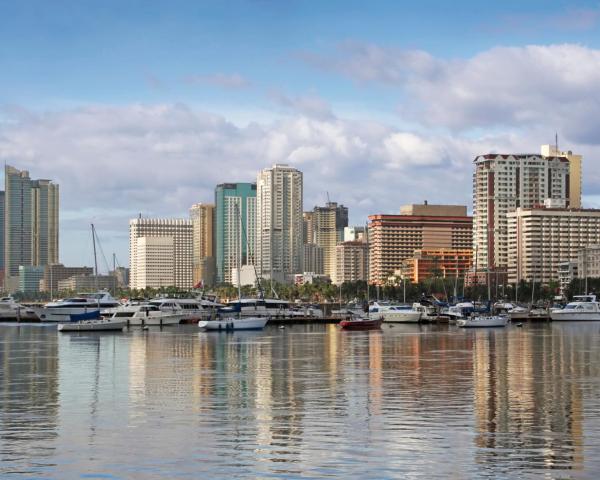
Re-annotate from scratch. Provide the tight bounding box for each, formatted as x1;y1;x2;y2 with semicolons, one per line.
279;325;285;329
516;323;523;327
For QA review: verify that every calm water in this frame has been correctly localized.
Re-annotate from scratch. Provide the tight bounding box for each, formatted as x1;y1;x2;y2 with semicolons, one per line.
2;322;600;479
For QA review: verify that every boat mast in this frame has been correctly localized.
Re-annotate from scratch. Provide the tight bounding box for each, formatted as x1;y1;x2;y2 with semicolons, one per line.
235;204;242;318
366;221;370;318
91;223;98;290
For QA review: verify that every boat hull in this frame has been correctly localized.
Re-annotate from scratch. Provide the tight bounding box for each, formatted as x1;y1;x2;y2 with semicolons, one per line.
58;320;126;332
128;314;182;326
340;318;383;330
204;317;268;331
381;311;421;323
457;316;508;328
33;307;101;322
550;311;600;321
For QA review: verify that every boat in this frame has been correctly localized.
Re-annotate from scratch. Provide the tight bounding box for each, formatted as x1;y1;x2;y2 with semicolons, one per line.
221;298;290;318
58;319;126;332
32;291;121;322
509;306;530;321
288;304;324;318
339;314;383;330
457;315;508;328
109;304;182;326
370;302;421;323
0;297;39;321
203;204;268;332
412;303;439;322
550;295;600;321
204;316;269;331
440;302;475;323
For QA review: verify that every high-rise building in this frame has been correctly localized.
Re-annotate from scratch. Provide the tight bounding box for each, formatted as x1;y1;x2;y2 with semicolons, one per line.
368;203;472;285
0;191;4;285
215;183;256;284
302;243;324;274
190;203;215;287
311;204;338;279
129;218;192;289
256;165;303;283
541;144;582;209
302;211;314;244
335;241;368;285
578;245;600;280
39;264;94;294
507;205;600;284
4;166;59;291
473;146;575;271
18;265;45;295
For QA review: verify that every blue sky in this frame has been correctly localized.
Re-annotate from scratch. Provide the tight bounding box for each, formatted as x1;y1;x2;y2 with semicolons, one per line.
1;0;600;268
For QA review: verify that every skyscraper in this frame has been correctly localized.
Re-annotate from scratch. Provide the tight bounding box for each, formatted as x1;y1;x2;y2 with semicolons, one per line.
189;203;215;287
473;146;574;271
256;164;303;283
215;183;256;284
4;166;59;290
129;218;193;289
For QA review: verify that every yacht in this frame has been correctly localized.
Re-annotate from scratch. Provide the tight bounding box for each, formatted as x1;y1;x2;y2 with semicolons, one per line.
440;302;475;322
33;291;121;322
110;304;182;326
509;306;530;321
369;302;421;323
147;297;220;323
222;298;291;318
0;297;38;321
412;303;439;322
550;295;600;321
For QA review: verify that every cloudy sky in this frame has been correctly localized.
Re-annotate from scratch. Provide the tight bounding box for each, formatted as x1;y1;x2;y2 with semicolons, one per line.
1;0;600;270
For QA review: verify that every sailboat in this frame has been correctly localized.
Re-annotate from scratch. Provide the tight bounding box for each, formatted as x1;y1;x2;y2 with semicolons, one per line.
201;205;268;331
57;224;126;332
339;223;383;330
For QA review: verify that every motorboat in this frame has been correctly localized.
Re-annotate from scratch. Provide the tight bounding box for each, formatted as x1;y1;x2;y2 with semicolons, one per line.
550;295;600;321
147;297;215;323
339;314;383;330
412;303;439;322
33;291;121;322
457;315;508;328
0;297;39;321
440;302;475;322
288;305;324;318
58;313;126;332
221;298;290;318
203;316;269;331
509;306;530;321
376;305;421;323
109;304;182;326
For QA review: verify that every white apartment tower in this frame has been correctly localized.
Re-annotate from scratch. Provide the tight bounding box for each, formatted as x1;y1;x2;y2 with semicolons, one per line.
256;164;303;283
129;218;193;289
473;145;578;271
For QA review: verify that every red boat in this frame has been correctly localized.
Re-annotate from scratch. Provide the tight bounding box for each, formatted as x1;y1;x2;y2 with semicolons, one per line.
339;316;383;330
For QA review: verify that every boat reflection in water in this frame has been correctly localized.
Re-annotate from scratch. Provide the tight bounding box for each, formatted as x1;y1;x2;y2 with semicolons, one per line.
1;323;600;477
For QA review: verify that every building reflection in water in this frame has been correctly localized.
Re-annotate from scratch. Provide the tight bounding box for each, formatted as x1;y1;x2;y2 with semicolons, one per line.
0;325;59;475
472;325;586;472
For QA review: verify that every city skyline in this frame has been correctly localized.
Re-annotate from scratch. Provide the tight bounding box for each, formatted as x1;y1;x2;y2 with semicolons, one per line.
1;1;600;267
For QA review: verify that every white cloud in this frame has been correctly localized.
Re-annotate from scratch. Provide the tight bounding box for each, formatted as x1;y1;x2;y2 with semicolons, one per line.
2;102;598;267
305;43;600;144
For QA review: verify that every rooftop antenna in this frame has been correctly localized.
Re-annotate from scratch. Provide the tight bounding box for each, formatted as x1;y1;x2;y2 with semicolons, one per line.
555;132;559;155
326;191;330;204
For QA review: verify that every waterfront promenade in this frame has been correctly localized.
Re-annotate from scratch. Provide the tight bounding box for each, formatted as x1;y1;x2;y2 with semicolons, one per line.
2;322;600;478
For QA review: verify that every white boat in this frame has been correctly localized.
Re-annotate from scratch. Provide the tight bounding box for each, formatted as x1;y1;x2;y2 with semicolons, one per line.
440;302;475;322
368;301;421;323
58;317;126;332
203;316;269;331
550;295;600;321
288;305;324;318
412;303;439;322
0;297;39;321
32;291;121;322
457;315;508;328
109;304;182;326
509;306;530;321
223;298;290;318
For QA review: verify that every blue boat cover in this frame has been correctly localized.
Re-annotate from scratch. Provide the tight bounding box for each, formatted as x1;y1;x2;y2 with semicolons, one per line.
70;310;101;322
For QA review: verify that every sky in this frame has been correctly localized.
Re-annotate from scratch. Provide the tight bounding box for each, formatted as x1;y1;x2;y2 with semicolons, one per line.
1;0;600;270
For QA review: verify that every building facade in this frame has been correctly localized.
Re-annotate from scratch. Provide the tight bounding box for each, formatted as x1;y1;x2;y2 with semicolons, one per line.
256;165;303;283
473;146;577;271
507;207;600;284
129;218;192;289
368;203;472;285
577;245;600;280
302;243;324;275
4;166;59;290
400;248;472;284
18;265;45;295
57;274;117;292
335;241;368;285
215;183;256;284
189;203;215;287
311;204;338;279
39;264;94;293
